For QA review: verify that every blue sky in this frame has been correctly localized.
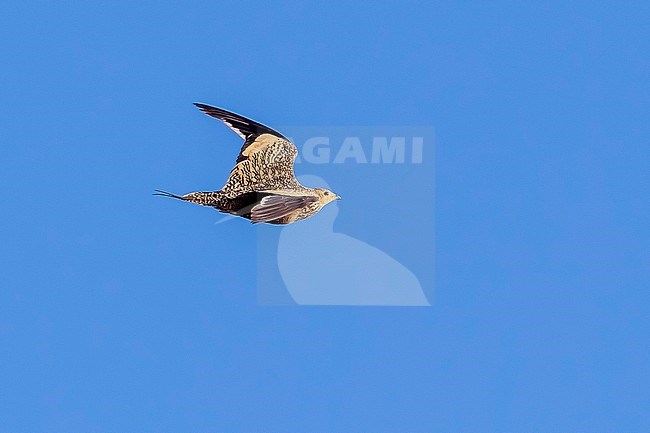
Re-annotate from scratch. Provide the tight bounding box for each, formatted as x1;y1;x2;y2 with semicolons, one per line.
1;1;649;432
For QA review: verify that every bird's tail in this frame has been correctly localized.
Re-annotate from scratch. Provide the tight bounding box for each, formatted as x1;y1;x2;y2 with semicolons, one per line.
153;189;185;200
154;189;225;208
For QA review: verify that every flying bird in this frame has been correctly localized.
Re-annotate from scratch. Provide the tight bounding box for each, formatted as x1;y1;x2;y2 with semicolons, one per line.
155;103;340;225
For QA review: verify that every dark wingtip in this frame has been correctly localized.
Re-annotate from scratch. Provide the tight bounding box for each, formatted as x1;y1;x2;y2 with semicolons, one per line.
193;102;211;111
193;102;222;118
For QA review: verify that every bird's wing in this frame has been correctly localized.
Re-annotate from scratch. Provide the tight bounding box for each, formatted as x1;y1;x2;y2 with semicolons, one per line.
250;194;318;224
194;103;300;196
194;103;289;164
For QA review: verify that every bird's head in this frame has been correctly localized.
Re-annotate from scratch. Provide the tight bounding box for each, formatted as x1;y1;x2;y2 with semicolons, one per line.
314;188;341;205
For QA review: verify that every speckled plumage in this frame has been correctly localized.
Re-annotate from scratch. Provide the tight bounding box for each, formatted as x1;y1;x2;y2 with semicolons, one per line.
155;103;340;225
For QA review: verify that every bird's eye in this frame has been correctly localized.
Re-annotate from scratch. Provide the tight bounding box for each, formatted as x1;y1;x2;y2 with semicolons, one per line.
324;191;329;196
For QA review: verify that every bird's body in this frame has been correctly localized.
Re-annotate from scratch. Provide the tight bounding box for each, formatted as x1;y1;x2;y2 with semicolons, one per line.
156;104;340;225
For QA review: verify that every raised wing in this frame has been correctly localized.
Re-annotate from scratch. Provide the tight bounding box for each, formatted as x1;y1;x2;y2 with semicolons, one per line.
194;103;301;197
194;103;288;164
250;194;318;224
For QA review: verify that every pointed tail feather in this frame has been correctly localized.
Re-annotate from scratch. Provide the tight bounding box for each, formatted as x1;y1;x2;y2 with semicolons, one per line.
153;189;185;200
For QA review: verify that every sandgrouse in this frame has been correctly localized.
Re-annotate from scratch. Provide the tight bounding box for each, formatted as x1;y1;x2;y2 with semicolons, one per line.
156;103;340;225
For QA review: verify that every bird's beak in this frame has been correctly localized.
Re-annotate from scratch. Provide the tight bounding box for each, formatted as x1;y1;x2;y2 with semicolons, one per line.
335;195;342;200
